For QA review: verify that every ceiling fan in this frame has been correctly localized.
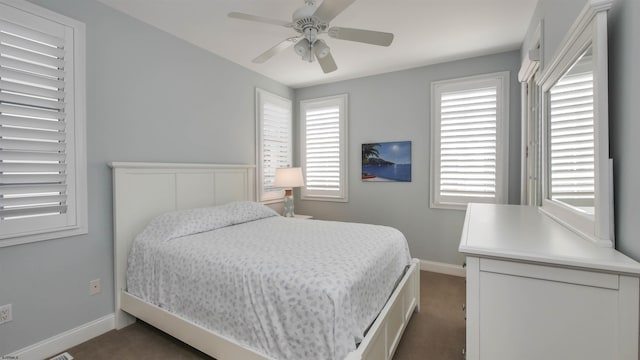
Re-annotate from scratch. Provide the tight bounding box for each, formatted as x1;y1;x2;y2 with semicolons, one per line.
228;0;394;74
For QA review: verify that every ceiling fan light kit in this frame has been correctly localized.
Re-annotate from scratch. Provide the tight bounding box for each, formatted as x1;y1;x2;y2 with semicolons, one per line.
228;0;394;74
313;40;330;59
294;38;312;61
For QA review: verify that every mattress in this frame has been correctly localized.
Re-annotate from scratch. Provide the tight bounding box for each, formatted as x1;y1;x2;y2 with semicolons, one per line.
127;202;412;360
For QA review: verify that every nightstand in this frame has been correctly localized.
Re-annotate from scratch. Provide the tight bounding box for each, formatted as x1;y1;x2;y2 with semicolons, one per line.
293;214;313;220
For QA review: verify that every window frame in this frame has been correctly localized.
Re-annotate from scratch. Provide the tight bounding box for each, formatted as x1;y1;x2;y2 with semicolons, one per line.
255;88;292;203
299;94;349;202
0;0;87;247
430;71;510;210
519;21;543;207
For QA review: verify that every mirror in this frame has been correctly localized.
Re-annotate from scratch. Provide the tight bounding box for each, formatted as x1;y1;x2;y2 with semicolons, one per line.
548;47;594;215
539;1;613;247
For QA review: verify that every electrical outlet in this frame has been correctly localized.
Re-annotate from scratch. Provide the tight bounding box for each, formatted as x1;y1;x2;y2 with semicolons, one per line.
0;304;12;325
89;279;101;295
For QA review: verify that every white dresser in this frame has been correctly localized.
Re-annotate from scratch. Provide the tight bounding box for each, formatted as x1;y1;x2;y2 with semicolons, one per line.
459;203;640;360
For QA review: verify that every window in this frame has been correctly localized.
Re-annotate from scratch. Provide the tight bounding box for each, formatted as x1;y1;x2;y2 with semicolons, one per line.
0;0;87;247
430;72;509;210
300;94;348;202
255;88;292;202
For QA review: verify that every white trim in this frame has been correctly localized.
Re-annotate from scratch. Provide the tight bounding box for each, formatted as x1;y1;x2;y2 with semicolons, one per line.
7;314;114;360
520;81;528;205
519;20;543;83
108;162;256;170
419;259;466;277
519;21;543;205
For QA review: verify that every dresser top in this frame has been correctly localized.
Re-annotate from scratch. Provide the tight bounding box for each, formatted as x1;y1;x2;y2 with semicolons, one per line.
459;203;640;275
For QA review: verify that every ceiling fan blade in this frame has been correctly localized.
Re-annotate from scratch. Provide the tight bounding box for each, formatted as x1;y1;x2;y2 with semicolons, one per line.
228;12;292;27
252;37;299;64
316;50;338;74
313;0;356;23
328;27;394;46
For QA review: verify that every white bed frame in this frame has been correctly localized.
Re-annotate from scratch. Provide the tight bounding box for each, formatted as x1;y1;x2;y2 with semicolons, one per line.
110;162;420;360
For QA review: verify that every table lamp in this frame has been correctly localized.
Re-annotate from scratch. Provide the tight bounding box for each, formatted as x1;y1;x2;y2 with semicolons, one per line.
274;167;305;217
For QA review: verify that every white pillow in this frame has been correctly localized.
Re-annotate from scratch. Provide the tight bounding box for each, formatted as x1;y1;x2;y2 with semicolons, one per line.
139;201;278;241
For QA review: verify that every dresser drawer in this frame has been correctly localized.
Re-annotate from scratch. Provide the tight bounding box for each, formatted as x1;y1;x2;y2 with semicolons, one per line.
479;258;619;289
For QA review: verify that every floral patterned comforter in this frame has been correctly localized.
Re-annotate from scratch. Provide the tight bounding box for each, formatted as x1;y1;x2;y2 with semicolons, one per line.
127;202;412;360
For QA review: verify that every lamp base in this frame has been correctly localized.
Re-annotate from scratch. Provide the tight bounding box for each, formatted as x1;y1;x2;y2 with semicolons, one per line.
283;194;295;217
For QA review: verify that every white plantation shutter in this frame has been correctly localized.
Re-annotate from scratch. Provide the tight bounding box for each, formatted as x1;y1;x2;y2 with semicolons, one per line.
256;89;291;202
440;87;497;198
300;94;347;201
263;102;291;190
548;65;594;205
0;0;86;245
305;106;340;191
431;72;509;209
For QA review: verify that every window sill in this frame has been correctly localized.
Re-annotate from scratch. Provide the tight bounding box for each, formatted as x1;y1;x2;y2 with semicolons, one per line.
0;225;88;248
300;196;348;203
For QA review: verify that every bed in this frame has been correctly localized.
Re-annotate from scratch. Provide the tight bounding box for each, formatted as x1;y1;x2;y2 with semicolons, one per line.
110;162;420;360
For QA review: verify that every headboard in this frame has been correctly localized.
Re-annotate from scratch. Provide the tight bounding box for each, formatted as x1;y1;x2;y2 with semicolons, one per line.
109;162;255;328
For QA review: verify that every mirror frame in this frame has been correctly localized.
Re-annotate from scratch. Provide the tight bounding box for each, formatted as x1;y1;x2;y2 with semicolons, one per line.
538;0;613;247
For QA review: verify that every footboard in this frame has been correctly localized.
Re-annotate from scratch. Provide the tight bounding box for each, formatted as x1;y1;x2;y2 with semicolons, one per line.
347;258;421;360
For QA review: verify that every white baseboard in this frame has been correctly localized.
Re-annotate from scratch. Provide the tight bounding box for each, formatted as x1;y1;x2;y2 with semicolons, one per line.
419;259;466;277
8;314;114;360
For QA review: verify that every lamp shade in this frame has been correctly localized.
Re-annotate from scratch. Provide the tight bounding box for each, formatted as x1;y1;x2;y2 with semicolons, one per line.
274;167;305;188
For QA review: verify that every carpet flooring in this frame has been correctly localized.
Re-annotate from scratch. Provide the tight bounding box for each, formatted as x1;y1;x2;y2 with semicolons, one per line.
63;271;465;359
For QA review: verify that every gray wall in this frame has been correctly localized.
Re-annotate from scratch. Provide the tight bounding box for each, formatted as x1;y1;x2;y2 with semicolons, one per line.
294;51;522;266
523;0;640;261
521;0;587;70
609;0;640;261
0;0;292;354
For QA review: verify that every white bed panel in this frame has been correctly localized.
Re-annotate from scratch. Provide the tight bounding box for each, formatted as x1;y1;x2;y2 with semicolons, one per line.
175;172;216;209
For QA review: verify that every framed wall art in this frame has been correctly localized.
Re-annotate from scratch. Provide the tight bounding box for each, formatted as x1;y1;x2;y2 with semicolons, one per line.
362;141;411;182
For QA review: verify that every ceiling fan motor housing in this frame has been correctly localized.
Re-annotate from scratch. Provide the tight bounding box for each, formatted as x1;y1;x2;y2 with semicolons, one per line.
292;4;327;34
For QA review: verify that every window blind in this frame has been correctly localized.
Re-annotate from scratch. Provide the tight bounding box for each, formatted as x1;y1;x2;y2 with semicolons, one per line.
304;104;341;193
0;19;68;220
548;66;594;204
439;86;498;199
262;100;291;194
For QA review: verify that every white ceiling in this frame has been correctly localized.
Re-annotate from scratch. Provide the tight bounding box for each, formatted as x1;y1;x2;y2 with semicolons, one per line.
97;0;538;88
